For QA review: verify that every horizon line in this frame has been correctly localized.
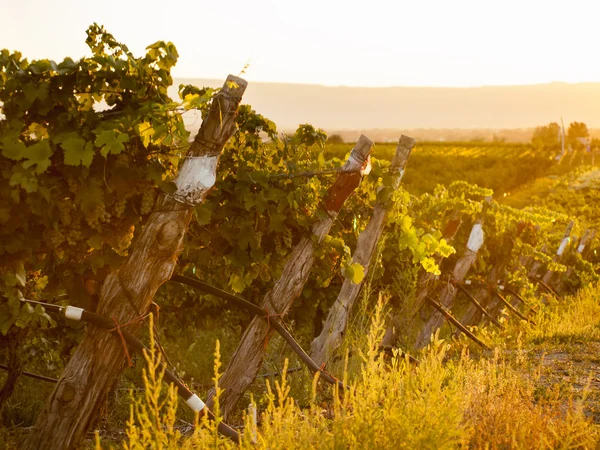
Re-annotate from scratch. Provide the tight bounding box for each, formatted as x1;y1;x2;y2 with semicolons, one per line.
171;76;600;90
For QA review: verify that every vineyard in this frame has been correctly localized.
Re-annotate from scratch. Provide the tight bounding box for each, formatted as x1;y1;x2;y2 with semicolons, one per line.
2;26;600;449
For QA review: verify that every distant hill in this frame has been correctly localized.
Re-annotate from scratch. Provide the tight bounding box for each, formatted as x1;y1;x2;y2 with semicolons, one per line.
171;79;600;141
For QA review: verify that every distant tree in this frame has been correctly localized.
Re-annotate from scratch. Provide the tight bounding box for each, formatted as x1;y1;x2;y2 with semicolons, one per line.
327;133;344;144
567;121;589;150
531;122;561;150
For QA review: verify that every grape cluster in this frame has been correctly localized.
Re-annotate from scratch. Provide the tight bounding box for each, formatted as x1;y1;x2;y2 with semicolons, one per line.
274;234;283;254
258;261;271;282
47;229;66;248
65;220;83;246
140;189;156;215
113;198;128;218
57;200;72;226
283;227;293;248
113;224;135;256
85;204;111;230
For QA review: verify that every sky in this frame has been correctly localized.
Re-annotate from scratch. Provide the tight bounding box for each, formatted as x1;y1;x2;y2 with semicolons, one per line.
2;0;599;87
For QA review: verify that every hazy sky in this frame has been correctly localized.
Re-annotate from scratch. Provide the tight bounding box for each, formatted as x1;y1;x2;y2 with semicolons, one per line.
2;0;599;87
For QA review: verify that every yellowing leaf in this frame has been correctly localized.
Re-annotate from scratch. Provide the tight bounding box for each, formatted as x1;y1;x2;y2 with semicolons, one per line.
136;122;153;148
343;262;365;285
229;273;246;293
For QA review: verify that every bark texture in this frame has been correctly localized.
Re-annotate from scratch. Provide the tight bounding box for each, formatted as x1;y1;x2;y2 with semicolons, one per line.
208;135;374;418
310;136;415;366
23;76;247;450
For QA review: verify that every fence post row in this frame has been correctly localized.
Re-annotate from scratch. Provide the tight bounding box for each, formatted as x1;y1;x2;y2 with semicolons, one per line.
207;135;374;418
310;136;415;366
23;76;248;450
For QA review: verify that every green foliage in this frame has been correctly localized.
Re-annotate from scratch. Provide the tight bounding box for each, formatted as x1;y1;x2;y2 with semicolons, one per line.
567;121;589;150
532;122;561;151
0;24;210;339
325;141;556;197
0;25;219;429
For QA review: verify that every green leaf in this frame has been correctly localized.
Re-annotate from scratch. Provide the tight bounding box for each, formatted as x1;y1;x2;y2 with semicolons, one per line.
87;234;104;250
63;138;94;167
76;181;104;214
1;138;26;160
9;166;38;193
95;130;129;157
194;205;212;226
22;141;53;174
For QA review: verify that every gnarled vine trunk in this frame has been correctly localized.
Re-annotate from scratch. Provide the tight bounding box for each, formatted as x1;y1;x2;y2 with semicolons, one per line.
23;76;247;450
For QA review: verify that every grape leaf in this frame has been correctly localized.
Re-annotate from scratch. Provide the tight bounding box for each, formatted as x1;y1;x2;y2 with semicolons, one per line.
63;138;94;167
22;141;53;174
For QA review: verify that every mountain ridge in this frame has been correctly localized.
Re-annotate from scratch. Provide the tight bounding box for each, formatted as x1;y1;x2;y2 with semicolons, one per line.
170;78;600;133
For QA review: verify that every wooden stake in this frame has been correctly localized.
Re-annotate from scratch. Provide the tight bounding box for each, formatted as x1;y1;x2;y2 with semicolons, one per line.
425;297;490;350
542;220;574;286
208;135;374;418
455;283;503;329
310;136;415;366
415;204;489;350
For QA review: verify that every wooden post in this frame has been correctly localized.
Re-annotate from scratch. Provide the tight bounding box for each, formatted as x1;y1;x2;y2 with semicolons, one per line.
425;297;490;350
528;244;547;278
542;220;574;285
415;211;487;350
556;228;593;293
310;136;415;366
460;226;520;328
207;135;374;417
581;230;596;259
380;211;462;348
455;282;503;329
23;76;247;450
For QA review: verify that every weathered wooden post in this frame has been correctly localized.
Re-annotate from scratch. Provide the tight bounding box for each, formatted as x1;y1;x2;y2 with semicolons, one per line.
460;227;520;327
310;136;415;366
208;135;374;417
415;200;489;350
23;76;247;450
380;211;462;348
541;220;574;285
555;228;594;293
528;243;547;278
